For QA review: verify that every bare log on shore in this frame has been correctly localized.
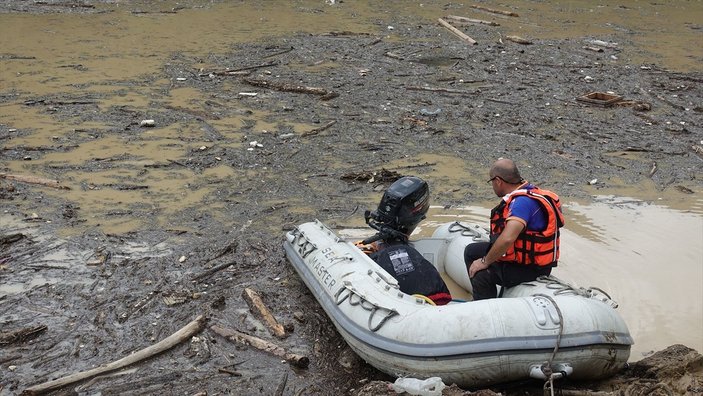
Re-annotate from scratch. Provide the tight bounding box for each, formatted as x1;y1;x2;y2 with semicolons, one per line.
210;325;309;368
242;288;286;338
437;18;477;45
22;315;207;396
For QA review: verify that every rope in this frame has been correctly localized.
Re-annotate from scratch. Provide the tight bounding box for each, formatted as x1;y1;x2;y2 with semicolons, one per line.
447;221;486;241
533;293;564;367
536;276;613;300
543;374;555;396
587;286;613;300
533;293;565;395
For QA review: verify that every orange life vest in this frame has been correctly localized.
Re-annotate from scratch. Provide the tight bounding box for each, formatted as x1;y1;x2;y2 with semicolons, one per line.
490;186;565;266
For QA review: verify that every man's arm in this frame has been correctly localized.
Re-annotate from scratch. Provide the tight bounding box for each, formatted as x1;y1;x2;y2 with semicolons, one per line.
468;219;525;277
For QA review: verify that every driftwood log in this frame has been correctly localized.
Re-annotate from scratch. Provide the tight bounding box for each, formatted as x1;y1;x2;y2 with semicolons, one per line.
0;173;70;190
210;325;309;368
22;315;207;396
242;287;286;338
505;35;533;45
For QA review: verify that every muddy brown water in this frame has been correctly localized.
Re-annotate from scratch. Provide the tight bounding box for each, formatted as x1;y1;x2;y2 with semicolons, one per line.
1;0;702;389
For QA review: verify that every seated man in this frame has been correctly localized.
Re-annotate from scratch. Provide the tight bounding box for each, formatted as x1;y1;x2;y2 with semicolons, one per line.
356;176;452;305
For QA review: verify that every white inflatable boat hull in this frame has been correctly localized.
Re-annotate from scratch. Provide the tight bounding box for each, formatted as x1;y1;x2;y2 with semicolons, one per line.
284;220;632;388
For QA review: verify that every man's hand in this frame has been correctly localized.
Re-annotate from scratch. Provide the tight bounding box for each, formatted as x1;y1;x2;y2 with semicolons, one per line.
469;258;489;278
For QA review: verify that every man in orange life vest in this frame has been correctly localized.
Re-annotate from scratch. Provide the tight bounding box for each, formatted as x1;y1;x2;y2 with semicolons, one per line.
465;159;565;300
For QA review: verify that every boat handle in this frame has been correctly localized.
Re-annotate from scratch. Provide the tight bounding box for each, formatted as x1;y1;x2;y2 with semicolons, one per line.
335;285;398;332
368;307;398;332
334;287;352;305
293;231;317;258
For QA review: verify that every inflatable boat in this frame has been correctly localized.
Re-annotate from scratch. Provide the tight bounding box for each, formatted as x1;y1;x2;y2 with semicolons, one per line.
284;220;633;388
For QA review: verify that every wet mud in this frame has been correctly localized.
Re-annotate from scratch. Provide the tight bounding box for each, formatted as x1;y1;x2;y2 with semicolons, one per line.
1;1;702;395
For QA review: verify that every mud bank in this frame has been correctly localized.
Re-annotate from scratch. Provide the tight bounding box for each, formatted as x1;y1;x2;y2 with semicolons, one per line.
1;1;702;395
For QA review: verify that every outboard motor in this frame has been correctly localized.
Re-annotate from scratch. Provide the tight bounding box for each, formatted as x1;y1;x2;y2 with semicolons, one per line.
363;176;430;244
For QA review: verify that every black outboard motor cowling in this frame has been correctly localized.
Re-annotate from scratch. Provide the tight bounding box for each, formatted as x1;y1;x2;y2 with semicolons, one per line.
364;176;430;243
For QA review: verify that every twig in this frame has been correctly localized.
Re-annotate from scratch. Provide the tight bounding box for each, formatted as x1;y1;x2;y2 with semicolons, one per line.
301;120;337;137
204;70;251;77
384;51;404;60
396;162;437;169
34;2;95;8
648;162;658;177
406;85;477;95
470;5;519;17
263;48;294;59
343;204;360;220
0;233;24;246
274;373;288;396
210;325;309;368
201;62;278;77
437;18;477;45
445;15;499;26
486;98;513;104
558;390;615;396
366;37;383;46
217;367;242;376
0;173;70;190
242;78;338;100
230;61;279;72
321;31;371;37
691;145;703;159
0;354;22;365
23;315;207;395
0;325;47;346
167;159;187;167
191;260;236;282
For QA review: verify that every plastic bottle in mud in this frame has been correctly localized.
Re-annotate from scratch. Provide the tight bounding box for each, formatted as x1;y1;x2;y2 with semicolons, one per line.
390;376;445;396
